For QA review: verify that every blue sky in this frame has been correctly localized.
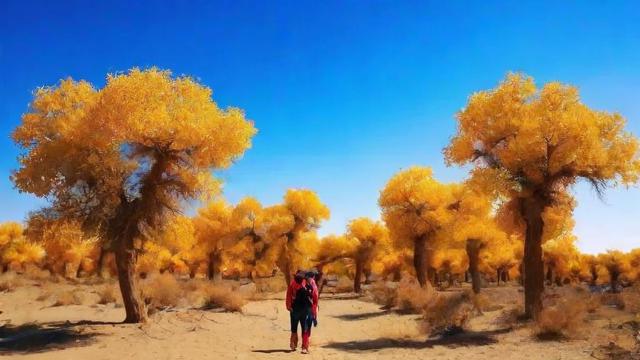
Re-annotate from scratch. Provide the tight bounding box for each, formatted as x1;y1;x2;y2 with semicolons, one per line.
1;1;639;254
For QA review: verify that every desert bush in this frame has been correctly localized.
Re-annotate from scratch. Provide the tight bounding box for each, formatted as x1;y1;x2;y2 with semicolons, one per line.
23;265;50;281
97;284;119;305
600;293;626;310
395;278;429;313
420;290;477;336
370;281;397;309
186;280;246;312
585;295;600;313
534;296;586;340
494;307;523;328
621;286;640;313
335;276;354;293
0;272;23;292
253;275;287;293
141;273;182;310
36;286;52;301
52;289;83;306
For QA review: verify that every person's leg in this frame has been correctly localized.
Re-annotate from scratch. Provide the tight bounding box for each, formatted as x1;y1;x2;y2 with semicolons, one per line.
290;311;299;350
301;312;312;353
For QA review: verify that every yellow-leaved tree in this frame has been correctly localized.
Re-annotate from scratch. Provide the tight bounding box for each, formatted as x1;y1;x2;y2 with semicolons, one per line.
379;167;458;287
0;221;45;272
267;189;330;285
444;73;640;318
12;68;256;322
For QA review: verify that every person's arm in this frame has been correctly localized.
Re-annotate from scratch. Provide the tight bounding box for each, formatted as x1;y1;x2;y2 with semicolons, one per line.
311;281;319;318
285;283;293;311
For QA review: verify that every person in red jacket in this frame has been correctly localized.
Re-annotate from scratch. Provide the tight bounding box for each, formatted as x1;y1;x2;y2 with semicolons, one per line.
285;270;318;354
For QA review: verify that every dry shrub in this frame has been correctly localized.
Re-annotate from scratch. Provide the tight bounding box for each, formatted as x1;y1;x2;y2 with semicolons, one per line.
186;280;246;312
621;286;640;313
494;307;523;328
585;294;601;313
395;278;429;313
254;276;287;293
141;273;182;310
420;290;477;336
335;276;354;293
535;296;586;340
370;281;397;309
24;265;50;281
202;283;246;312
600;293;626;310
97;284;119;305
52;290;83;306
0;272;23;292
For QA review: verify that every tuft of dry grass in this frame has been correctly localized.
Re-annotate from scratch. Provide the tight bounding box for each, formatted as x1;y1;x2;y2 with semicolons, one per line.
253;276;287;294
201;283;246;312
370;281;397;309
335;276;354;293
620;286;640;314
395;278;429;314
141;273;182;310
97;284;119;305
0;272;23;292
52;289;84;306
420;289;477;336
534;295;586;340
23;265;50;281
600;293;626;310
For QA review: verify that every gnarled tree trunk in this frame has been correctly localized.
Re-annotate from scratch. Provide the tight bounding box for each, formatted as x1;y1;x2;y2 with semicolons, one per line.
413;235;428;287
207;251;222;281
522;196;545;320
466;238;482;294
354;260;364;293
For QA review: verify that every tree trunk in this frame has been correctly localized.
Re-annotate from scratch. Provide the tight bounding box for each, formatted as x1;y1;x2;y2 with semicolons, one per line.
354;260;363;293
96;248;105;278
115;237;147;323
590;267;598;286
522;197;545;320
466;239;482;294
609;270;620;293
497;269;501;286
464;271;469;283
413;235;428;287
208;252;221;281
75;262;83;279
546;265;553;285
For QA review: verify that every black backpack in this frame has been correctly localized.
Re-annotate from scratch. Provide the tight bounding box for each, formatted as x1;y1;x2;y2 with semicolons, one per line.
293;283;313;309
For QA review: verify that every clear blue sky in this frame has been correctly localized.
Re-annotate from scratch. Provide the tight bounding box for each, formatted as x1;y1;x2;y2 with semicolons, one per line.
1;1;639;254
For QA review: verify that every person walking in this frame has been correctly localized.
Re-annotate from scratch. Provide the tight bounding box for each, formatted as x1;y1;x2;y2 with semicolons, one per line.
285;270;318;354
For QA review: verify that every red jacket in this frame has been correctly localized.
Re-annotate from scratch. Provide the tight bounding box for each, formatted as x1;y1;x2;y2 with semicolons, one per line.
286;278;319;318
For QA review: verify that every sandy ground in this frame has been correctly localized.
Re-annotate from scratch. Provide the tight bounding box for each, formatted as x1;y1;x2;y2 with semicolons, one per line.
1;280;639;359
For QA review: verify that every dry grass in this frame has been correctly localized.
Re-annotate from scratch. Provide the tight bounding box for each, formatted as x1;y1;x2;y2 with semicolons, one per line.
23;265;51;281
253;276;287;294
141;273;183;310
52;289;84;306
420;290;477;336
0;272;23;292
370;281;397;309
97;284;119;305
184;280;246;312
335;276;354;293
534;295;586;340
600;293;626;310
620;286;640;313
395;278;429;314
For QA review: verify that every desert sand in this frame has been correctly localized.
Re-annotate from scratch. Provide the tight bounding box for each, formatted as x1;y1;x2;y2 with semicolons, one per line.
1;280;639;360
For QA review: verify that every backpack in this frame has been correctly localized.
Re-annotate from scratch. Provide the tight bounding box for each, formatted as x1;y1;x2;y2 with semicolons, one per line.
293;283;313;309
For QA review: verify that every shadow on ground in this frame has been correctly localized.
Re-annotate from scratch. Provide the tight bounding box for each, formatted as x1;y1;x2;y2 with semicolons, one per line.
251;348;296;354
0;320;116;354
332;310;393;321
324;328;512;352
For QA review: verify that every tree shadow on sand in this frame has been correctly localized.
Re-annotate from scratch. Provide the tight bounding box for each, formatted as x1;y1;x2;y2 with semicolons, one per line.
324;328;512;352
0;320;116;354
